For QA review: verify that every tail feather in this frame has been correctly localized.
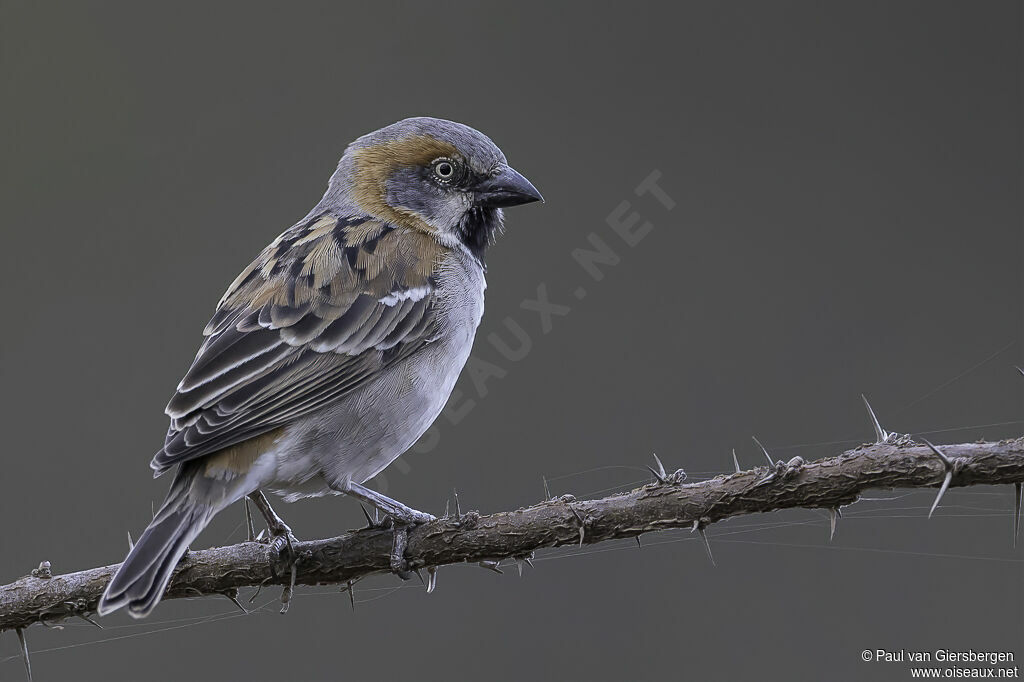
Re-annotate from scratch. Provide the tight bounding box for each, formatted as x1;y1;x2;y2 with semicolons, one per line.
98;475;218;619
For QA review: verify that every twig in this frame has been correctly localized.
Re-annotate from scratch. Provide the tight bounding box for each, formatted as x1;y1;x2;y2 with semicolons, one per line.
2;437;1023;633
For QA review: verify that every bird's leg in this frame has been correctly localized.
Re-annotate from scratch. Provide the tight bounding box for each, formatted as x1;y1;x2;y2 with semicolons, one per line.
248;490;301;612
247;490;297;555
339;480;436;525
335;479;436;578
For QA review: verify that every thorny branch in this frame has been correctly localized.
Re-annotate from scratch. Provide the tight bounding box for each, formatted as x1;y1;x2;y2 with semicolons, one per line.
3;433;1023;640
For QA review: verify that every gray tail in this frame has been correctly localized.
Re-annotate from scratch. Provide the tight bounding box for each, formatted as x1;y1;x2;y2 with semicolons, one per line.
98;470;216;619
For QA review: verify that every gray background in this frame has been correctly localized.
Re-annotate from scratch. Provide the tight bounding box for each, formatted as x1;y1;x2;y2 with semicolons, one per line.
1;2;1021;680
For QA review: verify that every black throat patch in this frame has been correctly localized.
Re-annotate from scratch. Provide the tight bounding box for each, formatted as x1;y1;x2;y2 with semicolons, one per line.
457;206;503;263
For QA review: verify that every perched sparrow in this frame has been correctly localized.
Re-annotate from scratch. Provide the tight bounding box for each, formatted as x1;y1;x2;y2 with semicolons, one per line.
98;117;542;618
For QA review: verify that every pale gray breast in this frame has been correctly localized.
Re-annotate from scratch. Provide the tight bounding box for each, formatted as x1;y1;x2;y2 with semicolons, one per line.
271;248;486;496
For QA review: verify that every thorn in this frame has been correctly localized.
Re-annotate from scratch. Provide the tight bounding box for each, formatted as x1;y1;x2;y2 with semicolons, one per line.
127;531;134;551
752;436;774;466
360;505;374;528
224;591;248;614
77;613;103;629
341;580;356;611
254;528;266;543
244;498;256;542
828;508;839;542
279;563;297;614
543;475;551;500
647;452;669;483
692;520;716;567
426;566;438;594
478;560;503;574
16;628;31;682
515;553;535;576
732;448;741;474
453;489;461;519
1013;483;1021;548
568;505;585;546
861;394;891;444
929;471;953;519
922;438;955;519
444;499;450;519
922;437;953;468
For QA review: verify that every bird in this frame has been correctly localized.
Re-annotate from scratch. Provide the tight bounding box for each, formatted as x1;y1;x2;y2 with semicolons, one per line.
97;117;543;618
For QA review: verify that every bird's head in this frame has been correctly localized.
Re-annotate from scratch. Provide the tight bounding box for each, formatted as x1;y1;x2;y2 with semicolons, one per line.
323;117;543;257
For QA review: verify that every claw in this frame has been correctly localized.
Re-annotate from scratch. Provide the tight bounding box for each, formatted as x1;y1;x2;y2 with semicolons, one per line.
279;563;297;614
16;627;31;682
426;566;438;594
390;526;413;579
692;520;716;567
861;394;891;444
732;448;741;474
922;438;954;518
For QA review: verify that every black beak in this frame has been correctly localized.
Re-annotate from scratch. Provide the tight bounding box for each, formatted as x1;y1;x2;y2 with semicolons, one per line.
474;165;544;208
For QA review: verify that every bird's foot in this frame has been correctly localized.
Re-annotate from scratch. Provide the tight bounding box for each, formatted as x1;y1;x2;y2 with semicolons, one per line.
246;491;300;612
335;479;436;579
247;491;298;553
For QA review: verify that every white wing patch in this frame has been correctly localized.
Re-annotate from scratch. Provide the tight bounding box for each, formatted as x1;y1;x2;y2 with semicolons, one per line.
379;285;431;307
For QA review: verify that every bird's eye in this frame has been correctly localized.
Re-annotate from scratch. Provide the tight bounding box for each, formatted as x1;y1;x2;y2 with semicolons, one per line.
432;158;457;183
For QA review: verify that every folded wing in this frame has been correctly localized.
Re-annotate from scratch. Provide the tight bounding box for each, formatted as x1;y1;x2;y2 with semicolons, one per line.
151;212;445;475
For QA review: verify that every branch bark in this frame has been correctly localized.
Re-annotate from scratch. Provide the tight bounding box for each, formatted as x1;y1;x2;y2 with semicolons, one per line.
3;437;1023;631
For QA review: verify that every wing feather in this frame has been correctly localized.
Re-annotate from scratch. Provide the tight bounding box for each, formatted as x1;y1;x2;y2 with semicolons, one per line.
151;212;444;475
